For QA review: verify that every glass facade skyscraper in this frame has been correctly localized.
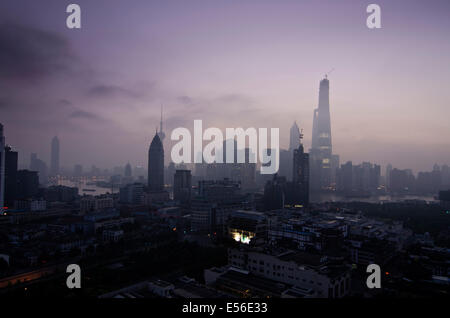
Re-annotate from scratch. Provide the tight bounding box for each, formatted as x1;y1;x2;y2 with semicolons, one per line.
311;77;333;190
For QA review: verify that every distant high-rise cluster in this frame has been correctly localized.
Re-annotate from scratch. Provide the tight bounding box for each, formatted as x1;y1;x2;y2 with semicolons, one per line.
336;161;380;196
264;124;309;210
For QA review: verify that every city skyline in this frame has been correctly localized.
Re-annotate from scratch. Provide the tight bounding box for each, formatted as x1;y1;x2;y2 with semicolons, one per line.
0;1;450;303
1;0;450;172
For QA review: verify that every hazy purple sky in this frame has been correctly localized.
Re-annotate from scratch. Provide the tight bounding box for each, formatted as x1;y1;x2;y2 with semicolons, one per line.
1;0;449;173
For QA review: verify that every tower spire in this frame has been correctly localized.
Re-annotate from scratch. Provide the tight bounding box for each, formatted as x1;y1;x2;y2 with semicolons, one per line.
160;104;163;134
158;104;166;141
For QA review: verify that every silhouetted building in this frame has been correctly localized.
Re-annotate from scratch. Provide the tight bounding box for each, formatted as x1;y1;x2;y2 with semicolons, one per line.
74;164;83;177
331;154;340;185
203;140;256;190
17;170;39;199
263;175;287;211
439;190;450;209
385;164;393;190
289;121;301;151
120;183;144;205
279;122;303;181
174;169;192;205
336;161;353;194
278;149;293;181
4;145;18;207
124;163;132;178
389;168;414;194
191;179;246;233
291;135;309;207
416;164;444;194
264;130;309;209
165;161;176;185
0;123;5;211
336;161;380;196
50;136;60;176
148;132;164;192
30;153;47;185
239;148;256;190
44;185;78;202
442;165;450;188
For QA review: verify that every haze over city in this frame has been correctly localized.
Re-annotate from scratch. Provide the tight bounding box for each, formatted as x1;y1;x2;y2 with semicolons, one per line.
1;0;450;173
1;0;450;305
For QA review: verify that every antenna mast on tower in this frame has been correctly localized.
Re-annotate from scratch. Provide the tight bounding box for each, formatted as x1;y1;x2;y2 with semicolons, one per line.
325;68;335;79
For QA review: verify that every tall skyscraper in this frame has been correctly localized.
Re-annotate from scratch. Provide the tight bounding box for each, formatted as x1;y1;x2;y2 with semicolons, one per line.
30;153;48;185
311;76;333;190
50;136;60;176
385;164;393;190
124;162;132;178
289;121;301;151
330;154;340;186
174;169;192;205
337;161;353;195
148;132;164;191
0;123;5;212
292;129;309;206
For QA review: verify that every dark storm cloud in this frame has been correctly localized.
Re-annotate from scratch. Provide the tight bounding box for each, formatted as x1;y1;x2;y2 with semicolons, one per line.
69;110;106;122
173;93;259;119
87;85;140;99
177;96;193;105
0;23;76;81
215;94;253;105
57;99;73;107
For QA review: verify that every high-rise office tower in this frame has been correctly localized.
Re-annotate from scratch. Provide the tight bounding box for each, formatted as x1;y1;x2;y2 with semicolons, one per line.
331;154;340;184
292;129;309;206
174;169;192;205
74;164;83;177
311;76;333;190
4;145;18;207
263;175;288;211
30;153;48;185
385;164;392;190
337;161;353;194
124;163;132;177
0;124;5;212
289;121;301;151
148;132;164;191
50;136;60;176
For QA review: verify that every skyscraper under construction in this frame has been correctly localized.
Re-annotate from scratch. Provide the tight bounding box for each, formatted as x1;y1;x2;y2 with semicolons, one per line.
310;76;333;191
